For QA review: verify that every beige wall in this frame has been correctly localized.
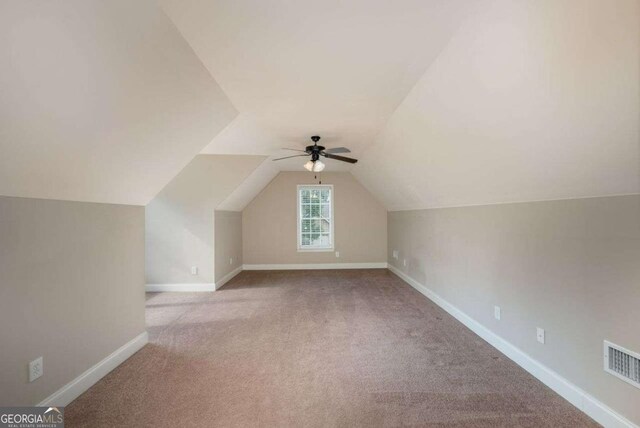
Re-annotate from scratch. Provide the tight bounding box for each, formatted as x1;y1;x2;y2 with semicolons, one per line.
145;155;264;284
388;195;640;424
214;211;243;282
243;172;387;265
0;196;146;405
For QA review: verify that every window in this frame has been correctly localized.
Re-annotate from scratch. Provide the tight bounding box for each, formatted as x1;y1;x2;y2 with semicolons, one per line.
297;185;334;251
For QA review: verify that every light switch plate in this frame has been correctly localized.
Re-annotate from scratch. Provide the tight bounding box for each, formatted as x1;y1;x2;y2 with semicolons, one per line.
537;327;545;344
392;250;399;259
335;251;340;258
494;306;501;320
229;258;233;265
29;357;43;382
191;266;198;275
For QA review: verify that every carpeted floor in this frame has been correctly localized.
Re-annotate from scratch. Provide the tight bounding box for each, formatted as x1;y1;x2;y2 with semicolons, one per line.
65;269;598;427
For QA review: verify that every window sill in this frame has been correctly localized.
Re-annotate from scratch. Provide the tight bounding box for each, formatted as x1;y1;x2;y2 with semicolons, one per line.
297;248;335;253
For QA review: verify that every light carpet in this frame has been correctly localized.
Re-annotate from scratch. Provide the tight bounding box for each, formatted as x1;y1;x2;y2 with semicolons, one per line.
66;269;598;427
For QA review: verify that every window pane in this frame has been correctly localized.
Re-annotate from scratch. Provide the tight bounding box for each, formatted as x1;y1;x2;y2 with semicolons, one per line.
319;234;330;246
310;205;320;218
310;189;320;201
301;190;310;204
301;219;311;232
302;205;311;218
301;234;311;246
310;219;321;232
321;219;330;233
321;204;330;218
310;233;322;246
320;189;330;202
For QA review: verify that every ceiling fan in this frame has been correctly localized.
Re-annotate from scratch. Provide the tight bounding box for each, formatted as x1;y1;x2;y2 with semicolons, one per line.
273;136;358;172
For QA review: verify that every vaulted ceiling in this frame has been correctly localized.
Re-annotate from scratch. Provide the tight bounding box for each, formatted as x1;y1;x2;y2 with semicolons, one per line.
162;0;640;210
1;0;638;210
354;0;640;209
0;0;236;205
159;0;468;170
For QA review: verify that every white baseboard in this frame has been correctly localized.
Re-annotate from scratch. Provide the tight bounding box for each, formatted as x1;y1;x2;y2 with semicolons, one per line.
215;266;243;290
387;265;636;428
243;262;388;270
37;331;148;407
146;283;215;292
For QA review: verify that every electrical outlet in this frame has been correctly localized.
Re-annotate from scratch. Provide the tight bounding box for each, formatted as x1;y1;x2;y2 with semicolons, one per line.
191;266;198;275
229;258;233;265
537;327;545;344
494;306;501;320
29;357;43;382
392;250;399;259
335;251;340;258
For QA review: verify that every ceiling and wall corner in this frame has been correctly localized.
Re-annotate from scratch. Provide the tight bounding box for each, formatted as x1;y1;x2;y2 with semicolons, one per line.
0;0;237;206
4;1;632;212
352;0;640;210
145;154;265;284
0;1;635;211
159;0;639;211
216;159;281;211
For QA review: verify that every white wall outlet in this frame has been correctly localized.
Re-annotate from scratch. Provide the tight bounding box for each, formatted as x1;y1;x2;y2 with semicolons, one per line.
392;250;399;259
229;258;233;265
537;327;545;344
29;357;43;382
403;259;407;267
494;306;501;320
191;266;198;275
335;251;340;258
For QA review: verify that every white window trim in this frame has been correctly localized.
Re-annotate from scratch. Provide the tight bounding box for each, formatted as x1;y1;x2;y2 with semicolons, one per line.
297;184;335;252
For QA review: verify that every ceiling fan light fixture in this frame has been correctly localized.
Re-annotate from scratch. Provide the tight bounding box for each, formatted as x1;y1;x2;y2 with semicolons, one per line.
312;160;325;172
277;136;356;170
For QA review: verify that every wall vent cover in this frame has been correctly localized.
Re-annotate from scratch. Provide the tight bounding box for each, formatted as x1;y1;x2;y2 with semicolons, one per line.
604;341;640;389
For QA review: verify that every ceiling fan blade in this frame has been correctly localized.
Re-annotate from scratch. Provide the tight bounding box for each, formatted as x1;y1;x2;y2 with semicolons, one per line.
281;147;308;152
324;147;351;154
322;153;358;164
272;154;308;161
